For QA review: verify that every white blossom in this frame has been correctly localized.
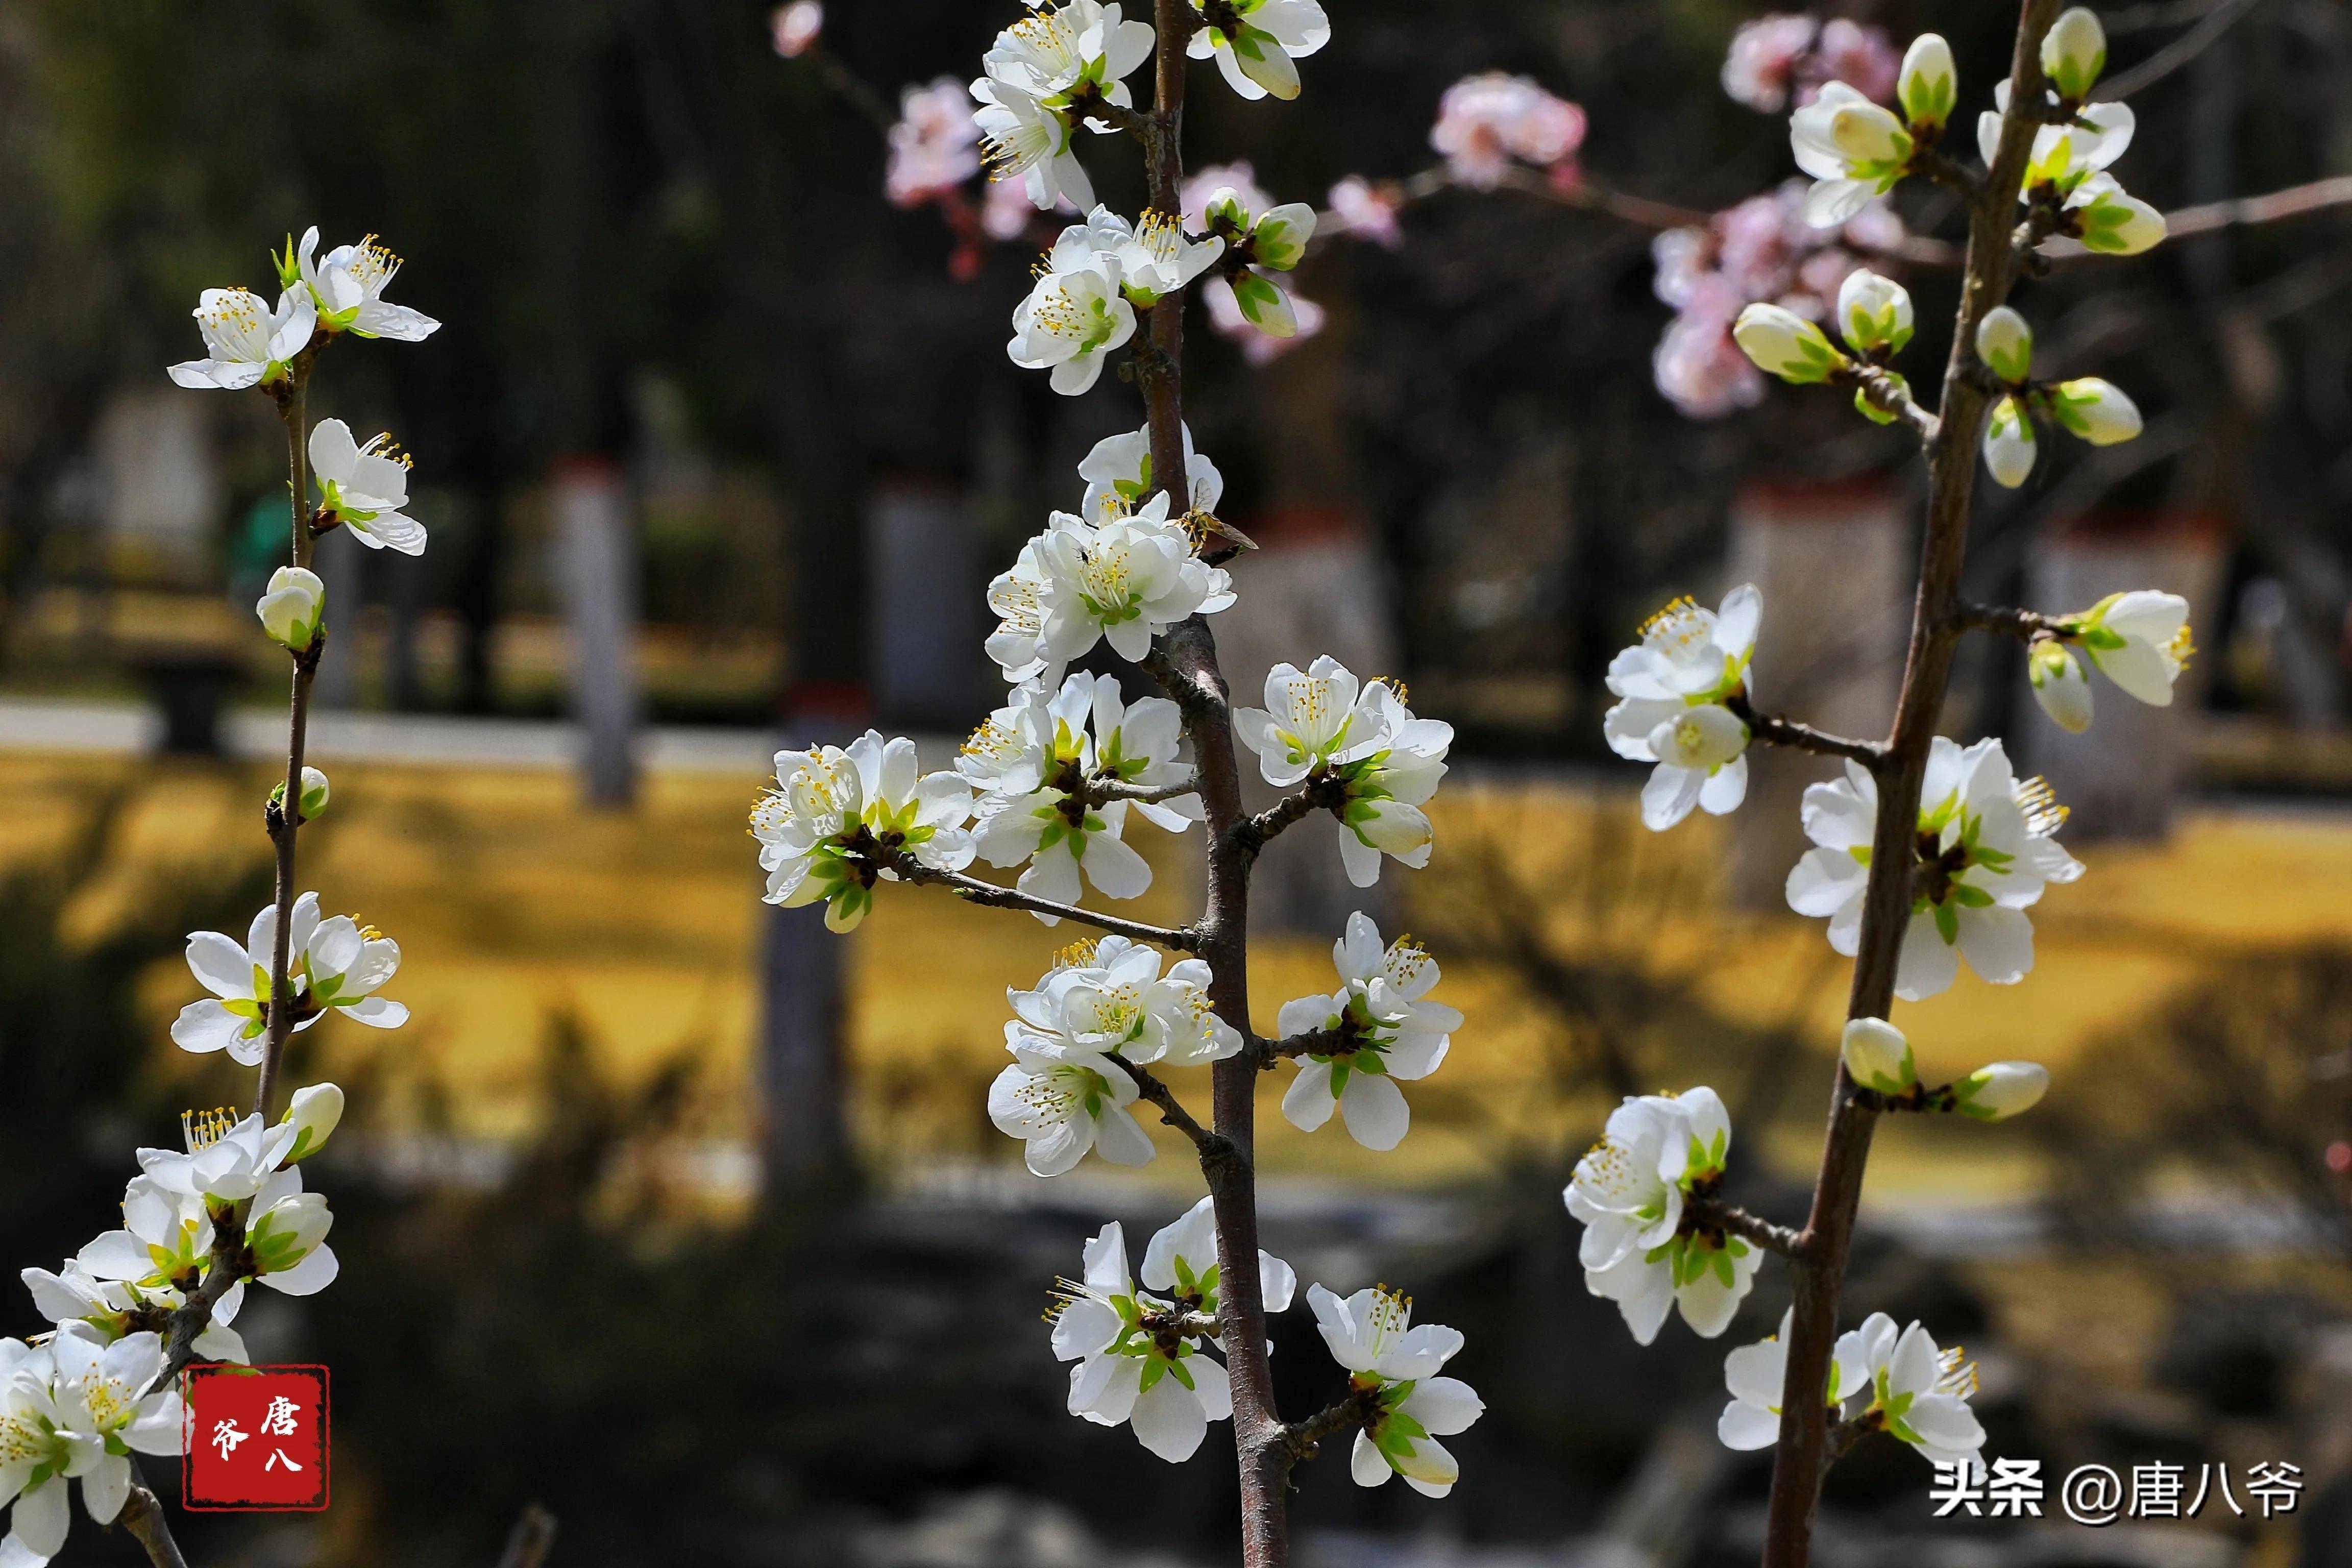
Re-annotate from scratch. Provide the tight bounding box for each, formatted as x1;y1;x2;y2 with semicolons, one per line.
1843;1314;1987;1471
1141;1197;1297;1328
1007;219;1138;394
1982;394;2037;488
966;675;1199;913
1307;1285;1484;1497
1732;303;1847;383
1277;913;1461;1152
0;1329;183;1564
1602;586;1762;831
305;911;408;1030
20;1259;246;1367
290;228;440;341
170;892;327;1065
1977;84;2134;197
257;565;326;650
1840;1016;1916;1095
2048;377;2141;445
309;419;425;554
1718;1308;1871;1450
974;0;1154;212
1790;81;1913;227
2027;637;2094;732
2040;7;2106;101
1974;305;2032;383
1099;208;1226;305
1051;1222;1232;1461
1077;421;1224;521
1952;1060;2049;1121
1233;658;1452;888
1833;269;1912;357
1896;34;1956;132
1786;739;2084;1000
974;78;1098;213
1007;935;1242;1072
989;1041;1152;1177
166;286;316;391
1186;0;1329;102
1564;1087;1762;1344
986;494;1234;685
242;1166;338;1295
2073;590;2193;706
753;732;975;931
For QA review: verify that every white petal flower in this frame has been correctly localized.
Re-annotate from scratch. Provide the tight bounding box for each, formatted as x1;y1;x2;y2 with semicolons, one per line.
990;495;1233;685
1106;208;1225;304
244;1167;338;1295
1717;1308;1872;1451
1733;303;1848;382
1006;935;1241;1072
1847;1314;1987;1471
308;418;427;554
1897;34;1956;132
1233;660;1452;887
1564;1087;1760;1344
1078;421;1224;522
167;286;316;391
990;1040;1150;1177
1140;1196;1297;1322
1050;1222;1233;1462
0;1327;182;1561
1007;222;1138;395
305;912;407;1030
2027;637;2094;732
1186;0;1330;102
1833;269;1912;356
1277;914;1460;1152
1785;739;2083;1001
752;732;974;931
291;227;439;341
1306;1284;1483;1497
966;674;1199;916
1602;587;1761;832
170;893;324;1066
1788;81;1913;227
257;566;326;651
2066;174;2166;255
1982;394;2037;488
2074;590;2193;706
973;77;1097;212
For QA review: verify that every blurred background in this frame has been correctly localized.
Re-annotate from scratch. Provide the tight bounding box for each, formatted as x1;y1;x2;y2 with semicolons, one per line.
3;0;2351;1563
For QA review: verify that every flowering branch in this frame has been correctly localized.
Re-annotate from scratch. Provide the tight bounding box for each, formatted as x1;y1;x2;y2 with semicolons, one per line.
254;370;321;1124
1277;1383;1382;1471
1723;693;1887;770
1262;1026;1344;1064
877;849;1198;949
1233;774;1347;859
1684;1195;1804;1259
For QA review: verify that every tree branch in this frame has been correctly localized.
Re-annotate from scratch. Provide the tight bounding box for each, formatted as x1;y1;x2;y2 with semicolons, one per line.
120;1470;189;1568
1953;601;2075;641
254;370;319;1123
1846;363;1941;444
1723;693;1887;770
1233;775;1344;859
1088;777;1200;805
1262;1026;1344;1065
876;850;1197;949
1685;1195;1804;1259
1126;1062;1229;1158
1276;1383;1382;1479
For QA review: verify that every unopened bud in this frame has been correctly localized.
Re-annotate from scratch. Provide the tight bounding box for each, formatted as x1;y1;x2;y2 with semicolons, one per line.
1952;1061;2049;1121
1975;306;2033;384
2041;7;2106;101
1982;395;2037;488
1834;270;1914;358
280;1082;346;1162
1229;270;1297;337
2072;183;2166;255
1898;34;1957;131
1842;1017;1917;1095
257;566;326;651
1250;203;1316;272
2049;377;2142;445
2027;639;2093;733
270;765;332;823
1733;303;1846;384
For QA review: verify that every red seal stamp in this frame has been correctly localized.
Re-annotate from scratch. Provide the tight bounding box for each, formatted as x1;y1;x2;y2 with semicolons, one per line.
181;1364;330;1511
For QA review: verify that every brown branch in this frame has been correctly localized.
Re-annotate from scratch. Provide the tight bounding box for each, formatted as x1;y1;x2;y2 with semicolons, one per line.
1953;601;2075;641
120;1471;189;1568
1723;693;1887;770
877;850;1196;949
1684;1195;1804;1258
1088;777;1200;805
1126;1062;1228;1158
254;372;319;1122
1276;1384;1381;1481
1846;363;1941;445
1263;1026;1344;1065
1233;775;1345;859
1759;5;2065;1566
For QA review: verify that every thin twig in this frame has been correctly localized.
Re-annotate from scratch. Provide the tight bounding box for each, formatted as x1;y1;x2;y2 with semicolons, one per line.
878;850;1196;949
1724;693;1887;770
1261;1027;1344;1065
1233;776;1344;859
1090;777;1200;805
1126;1062;1228;1158
1684;1195;1804;1259
1276;1384;1380;1478
254;369;320;1122
119;1472;189;1568
1953;601;2074;641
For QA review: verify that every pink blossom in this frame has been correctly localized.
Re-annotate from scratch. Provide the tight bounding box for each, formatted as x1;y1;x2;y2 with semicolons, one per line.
1184;162;1273;229
1651;227;1711;309
1720;15;1815;113
1429;72;1587;191
982;172;1044;241
885;79;982;207
1812;19;1901;107
770;1;823;59
1793;246;1863;307
1654;296;1765;419
1326;176;1403;248
1714;185;1808;300
1203;276;1326;364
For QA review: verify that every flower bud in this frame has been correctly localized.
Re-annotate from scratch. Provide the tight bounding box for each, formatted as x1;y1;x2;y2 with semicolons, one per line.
1952;1061;2049;1121
257;566;326;651
1898;34;1957;131
1733;303;1845;384
2041;7;2106;101
1982;395;2036;487
1250;203;1316;272
2073;185;2166;255
1841;1017;1916;1094
1834;270;1914;357
1827;97;1910;165
1974;306;2033;383
1203;186;1253;239
271;765;332;824
250;1191;334;1266
280;1082;346;1163
2049;377;2142;445
2027;638;2093;733
1229;270;1297;337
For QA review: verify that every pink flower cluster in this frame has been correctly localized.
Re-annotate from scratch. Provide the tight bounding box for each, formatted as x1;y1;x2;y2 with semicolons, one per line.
885;79;983;207
770;1;822;60
1429;72;1587;191
1325;176;1403;248
1720;15;1899;114
1650;180;1905;419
